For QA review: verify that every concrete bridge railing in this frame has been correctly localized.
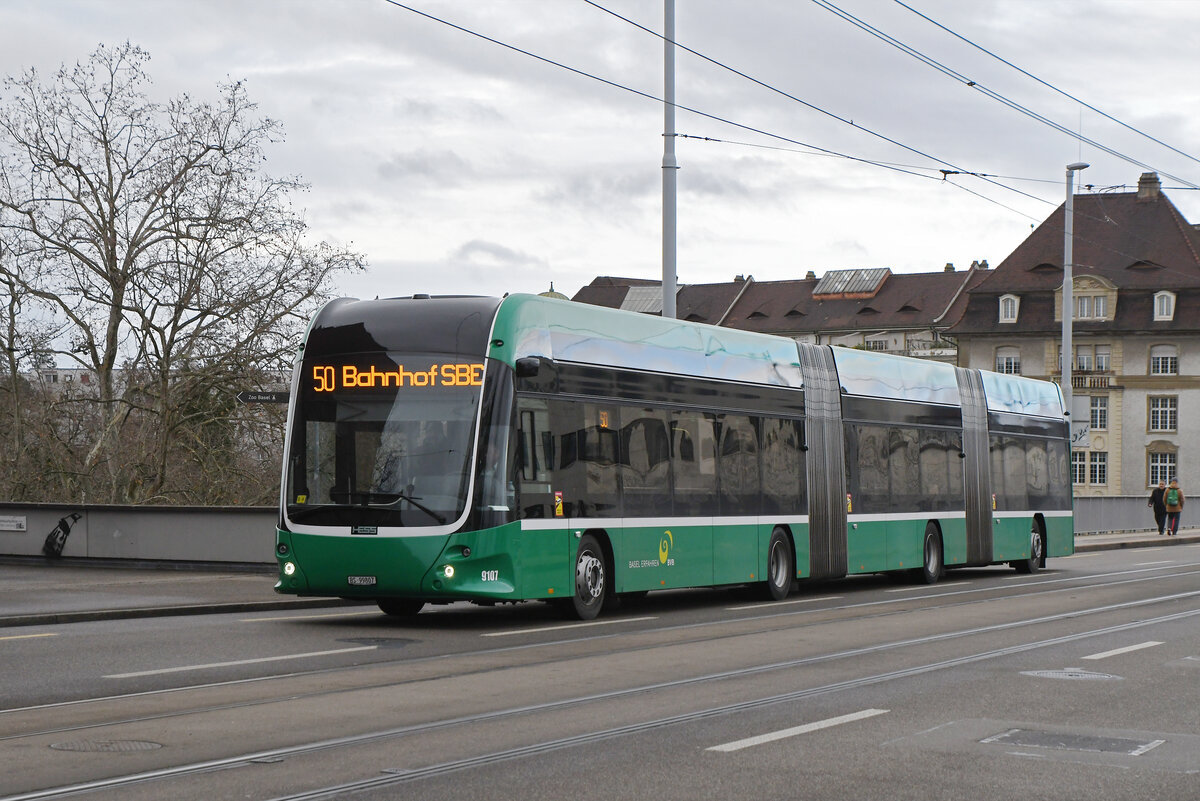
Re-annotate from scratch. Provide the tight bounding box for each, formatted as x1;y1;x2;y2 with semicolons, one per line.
0;497;1160;565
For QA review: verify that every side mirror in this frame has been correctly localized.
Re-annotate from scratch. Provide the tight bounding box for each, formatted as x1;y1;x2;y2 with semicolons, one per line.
514;357;541;378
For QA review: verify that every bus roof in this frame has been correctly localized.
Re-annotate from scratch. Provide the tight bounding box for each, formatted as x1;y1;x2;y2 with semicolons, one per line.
979;370;1066;419
830;347;961;406
490;293;804;388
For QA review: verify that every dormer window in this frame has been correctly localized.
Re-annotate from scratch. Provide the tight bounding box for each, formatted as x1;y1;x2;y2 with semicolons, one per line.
1074;294;1107;319
1154;291;1175;321
999;294;1019;323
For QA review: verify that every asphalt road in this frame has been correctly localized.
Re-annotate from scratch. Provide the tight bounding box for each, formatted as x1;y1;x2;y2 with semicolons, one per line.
2;543;1199;800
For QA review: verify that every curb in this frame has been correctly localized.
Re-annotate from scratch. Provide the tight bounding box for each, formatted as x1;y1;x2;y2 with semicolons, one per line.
0;598;369;629
1073;534;1200;552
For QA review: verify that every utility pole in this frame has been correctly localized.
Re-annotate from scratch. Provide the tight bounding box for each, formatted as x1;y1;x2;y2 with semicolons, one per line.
1063;161;1089;440
662;0;678;319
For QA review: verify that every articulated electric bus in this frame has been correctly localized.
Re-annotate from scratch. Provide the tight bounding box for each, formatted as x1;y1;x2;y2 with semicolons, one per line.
275;293;1072;619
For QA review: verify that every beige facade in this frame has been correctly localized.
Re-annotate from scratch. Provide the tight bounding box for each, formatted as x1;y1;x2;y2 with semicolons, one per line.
947;174;1200;498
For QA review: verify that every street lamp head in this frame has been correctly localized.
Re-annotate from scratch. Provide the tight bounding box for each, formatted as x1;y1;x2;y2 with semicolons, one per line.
1066;162;1090;171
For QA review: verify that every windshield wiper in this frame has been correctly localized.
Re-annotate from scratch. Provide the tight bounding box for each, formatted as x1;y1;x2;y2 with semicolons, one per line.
323;488;448;525
396;491;447;525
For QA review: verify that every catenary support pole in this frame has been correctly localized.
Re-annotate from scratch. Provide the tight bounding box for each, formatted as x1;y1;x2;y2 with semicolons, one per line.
662;0;678;319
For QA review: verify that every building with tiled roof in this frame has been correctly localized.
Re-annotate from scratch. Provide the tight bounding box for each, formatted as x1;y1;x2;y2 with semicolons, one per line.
947;172;1200;496
572;266;984;363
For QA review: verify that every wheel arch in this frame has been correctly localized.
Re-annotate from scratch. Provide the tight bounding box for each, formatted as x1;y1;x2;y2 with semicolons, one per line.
767;523;798;579
581;526;616;583
1032;513;1047;567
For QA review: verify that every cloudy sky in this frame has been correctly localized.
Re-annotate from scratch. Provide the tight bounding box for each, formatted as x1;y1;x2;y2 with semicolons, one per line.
3;0;1199;301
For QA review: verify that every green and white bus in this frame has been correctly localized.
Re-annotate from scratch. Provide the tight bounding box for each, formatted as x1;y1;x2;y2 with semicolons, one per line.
275;293;1072;619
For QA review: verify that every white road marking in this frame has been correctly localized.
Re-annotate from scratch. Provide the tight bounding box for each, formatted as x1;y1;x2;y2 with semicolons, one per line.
1081;641;1164;661
1133;560;1173;566
239;610;380;622
725;595;842;611
481;616;657;637
0;632;57;642
104;646;378;678
707;708;889;752
885;582;968;592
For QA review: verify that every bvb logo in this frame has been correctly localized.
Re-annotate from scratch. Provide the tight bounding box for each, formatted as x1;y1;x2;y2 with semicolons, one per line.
659;530;674;564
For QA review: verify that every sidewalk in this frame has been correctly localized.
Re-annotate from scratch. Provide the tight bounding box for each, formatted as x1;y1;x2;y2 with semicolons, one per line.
1;529;1197;628
0;560;364;628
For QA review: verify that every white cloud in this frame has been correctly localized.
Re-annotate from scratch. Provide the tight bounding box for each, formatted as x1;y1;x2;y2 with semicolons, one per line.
3;0;1198;302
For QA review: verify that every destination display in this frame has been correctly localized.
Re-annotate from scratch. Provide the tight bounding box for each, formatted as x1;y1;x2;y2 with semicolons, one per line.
310;361;485;392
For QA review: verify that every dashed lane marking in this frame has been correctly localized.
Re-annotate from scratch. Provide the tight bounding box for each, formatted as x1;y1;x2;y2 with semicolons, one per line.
104;646;378;678
1081;641;1164;661
708;708;889;752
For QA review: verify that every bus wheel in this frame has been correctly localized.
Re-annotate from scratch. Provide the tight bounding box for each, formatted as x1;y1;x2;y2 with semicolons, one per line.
762;528;793;601
918;524;942;585
1013;522;1044;574
571;534;608;620
378;598;424;617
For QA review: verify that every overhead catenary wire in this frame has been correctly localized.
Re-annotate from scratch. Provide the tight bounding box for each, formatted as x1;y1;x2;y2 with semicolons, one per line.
382;0;934;185
384;0;1057;223
383;1;1194;265
893;0;1200;169
581;0;1050;208
810;0;1200;190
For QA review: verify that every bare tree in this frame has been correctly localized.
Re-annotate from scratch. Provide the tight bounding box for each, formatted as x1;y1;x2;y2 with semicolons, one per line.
0;43;364;503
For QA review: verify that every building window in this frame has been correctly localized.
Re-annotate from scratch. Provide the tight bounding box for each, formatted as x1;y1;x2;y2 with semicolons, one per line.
1088;452;1107;485
995;346;1021;375
999;294;1020;323
1149;452;1177;486
1071;451;1090;485
1089;396;1108;430
1075;346;1093;372
1149;396;1178;432
1074;295;1107;320
865;339;887;351
1154;291;1175;321
1094;345;1110;371
1150;344;1178;375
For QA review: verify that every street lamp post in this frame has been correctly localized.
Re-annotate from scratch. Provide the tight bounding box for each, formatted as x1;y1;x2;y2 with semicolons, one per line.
1063;162;1089;439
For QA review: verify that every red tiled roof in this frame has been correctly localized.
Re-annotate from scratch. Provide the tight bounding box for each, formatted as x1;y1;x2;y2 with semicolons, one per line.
723;270;975;335
948;185;1200;334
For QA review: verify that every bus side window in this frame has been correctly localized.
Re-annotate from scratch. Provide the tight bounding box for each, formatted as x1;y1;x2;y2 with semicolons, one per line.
762;417;803;514
516;400;555;518
717;415;760;516
620;407;671;517
889;427;919;513
672;411;717;515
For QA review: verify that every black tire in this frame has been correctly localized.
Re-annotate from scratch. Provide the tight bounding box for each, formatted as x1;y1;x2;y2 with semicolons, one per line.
918;523;942;585
377;598;424;617
761;528;793;601
570;534;608;620
1013;521;1044;574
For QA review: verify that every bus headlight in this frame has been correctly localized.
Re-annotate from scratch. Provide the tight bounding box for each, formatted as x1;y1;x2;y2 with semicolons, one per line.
443;564;455;579
283;562;297;576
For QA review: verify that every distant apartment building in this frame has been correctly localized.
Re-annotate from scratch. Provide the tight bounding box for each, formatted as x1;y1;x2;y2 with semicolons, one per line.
947;172;1200;496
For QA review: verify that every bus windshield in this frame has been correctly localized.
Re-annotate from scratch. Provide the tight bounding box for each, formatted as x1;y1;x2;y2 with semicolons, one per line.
285;353;484;528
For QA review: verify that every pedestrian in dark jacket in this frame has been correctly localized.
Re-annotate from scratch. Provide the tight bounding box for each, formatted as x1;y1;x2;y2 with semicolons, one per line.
1165;479;1185;536
1149;480;1168;535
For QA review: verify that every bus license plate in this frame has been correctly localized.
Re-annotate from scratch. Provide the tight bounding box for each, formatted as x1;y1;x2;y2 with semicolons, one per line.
347;576;377;586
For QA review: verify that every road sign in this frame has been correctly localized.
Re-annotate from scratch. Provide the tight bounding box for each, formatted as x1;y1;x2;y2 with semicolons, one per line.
236;391;289;404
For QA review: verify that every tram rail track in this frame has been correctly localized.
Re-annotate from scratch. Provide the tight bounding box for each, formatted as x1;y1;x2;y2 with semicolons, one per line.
4;562;1199;745
4;580;1200;801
